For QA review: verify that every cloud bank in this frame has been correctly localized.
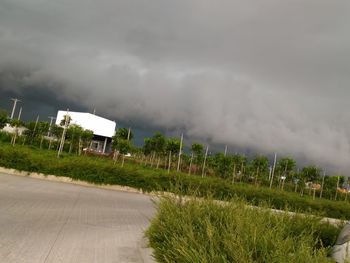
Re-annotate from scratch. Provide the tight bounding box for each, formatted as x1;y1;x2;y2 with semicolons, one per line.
1;0;350;172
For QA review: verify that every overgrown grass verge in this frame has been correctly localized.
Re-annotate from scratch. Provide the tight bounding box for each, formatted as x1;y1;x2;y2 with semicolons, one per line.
0;143;350;220
146;196;342;263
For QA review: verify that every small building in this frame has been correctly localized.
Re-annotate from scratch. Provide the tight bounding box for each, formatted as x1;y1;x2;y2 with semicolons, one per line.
56;111;116;153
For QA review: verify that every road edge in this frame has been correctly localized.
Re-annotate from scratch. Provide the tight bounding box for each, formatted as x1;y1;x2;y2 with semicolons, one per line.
0;166;147;194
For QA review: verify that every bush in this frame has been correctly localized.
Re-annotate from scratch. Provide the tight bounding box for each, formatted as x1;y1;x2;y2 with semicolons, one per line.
0;131;11;143
146;197;341;263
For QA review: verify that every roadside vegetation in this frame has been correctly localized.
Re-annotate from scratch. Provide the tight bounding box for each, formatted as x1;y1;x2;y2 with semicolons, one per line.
0;141;350;220
146;196;342;263
1;108;350;220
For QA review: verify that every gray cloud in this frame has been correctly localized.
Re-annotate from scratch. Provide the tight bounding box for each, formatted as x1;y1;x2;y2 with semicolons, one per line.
1;0;350;172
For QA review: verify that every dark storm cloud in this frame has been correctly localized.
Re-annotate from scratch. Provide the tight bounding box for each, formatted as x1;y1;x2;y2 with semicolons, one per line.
1;0;350;171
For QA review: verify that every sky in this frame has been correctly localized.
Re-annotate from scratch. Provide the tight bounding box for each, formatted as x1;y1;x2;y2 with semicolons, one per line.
0;0;350;172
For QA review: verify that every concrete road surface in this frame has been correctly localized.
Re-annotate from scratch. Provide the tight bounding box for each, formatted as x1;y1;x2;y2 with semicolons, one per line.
0;173;156;263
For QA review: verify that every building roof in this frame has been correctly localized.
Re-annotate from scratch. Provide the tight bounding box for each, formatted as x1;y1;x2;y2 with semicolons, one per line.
55;111;116;138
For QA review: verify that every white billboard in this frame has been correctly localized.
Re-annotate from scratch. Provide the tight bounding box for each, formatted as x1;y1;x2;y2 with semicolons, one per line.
55;111;116;138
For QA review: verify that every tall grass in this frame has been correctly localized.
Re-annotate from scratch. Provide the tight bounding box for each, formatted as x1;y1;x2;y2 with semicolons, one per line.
146;197;341;263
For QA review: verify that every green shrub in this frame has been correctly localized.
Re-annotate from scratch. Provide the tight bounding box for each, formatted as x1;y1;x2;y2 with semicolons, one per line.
0;131;11;143
146;197;341;263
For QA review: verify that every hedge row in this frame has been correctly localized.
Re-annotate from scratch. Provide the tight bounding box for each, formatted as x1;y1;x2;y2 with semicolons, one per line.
0;143;349;220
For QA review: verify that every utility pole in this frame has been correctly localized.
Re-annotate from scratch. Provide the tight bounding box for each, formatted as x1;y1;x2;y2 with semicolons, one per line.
269;153;277;188
167;151;172;173
224;145;228;156
33;115;39;133
319;170;325;199
268;166;272;181
17;107;22;120
188;152;193;175
121;127;131;167
176;133;183;172
57;109;69;158
201;146;209;178
47;116;56;136
47;116;56;150
10;98;21;119
335;176;340;201
127;127;131;140
30;115;39;144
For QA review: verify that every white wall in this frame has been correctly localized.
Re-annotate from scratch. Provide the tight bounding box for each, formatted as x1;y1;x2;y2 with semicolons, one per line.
55;111;116;138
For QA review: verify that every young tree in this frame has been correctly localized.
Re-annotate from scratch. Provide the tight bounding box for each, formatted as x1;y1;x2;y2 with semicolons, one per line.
75;126;85;155
66;124;83;154
151;132;167;169
232;154;247;183
300;166;321;197
211;153;233;180
190;143;204;175
334;175;346;200
114;127;134;141
9;119;23;145
81;129;94;154
142;137;154;166
50;125;64;150
24;121;39;144
277;157;296;176
181;152;191;172
322;175;343;200
302;166;321;182
37;122;50;149
143;137;154;155
112;127;133;166
166;137;181;172
117;140;130;154
276;157;296;190
251;155;269;185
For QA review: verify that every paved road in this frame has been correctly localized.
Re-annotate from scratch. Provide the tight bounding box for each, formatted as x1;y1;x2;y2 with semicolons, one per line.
0;173;156;263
